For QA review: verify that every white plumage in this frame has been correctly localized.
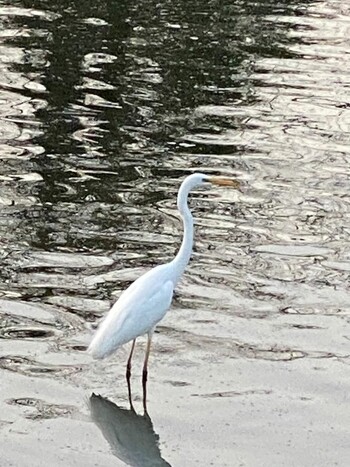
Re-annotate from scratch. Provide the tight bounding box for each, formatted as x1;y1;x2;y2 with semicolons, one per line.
87;173;240;408
88;265;173;359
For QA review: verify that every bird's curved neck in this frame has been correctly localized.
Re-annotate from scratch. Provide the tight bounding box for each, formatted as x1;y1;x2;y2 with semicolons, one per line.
171;182;194;284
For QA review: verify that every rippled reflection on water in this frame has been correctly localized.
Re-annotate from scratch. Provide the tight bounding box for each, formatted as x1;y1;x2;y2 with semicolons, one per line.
0;0;349;466
90;393;171;467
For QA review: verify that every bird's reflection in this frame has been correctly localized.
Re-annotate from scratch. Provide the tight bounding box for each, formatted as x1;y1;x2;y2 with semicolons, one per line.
89;393;171;467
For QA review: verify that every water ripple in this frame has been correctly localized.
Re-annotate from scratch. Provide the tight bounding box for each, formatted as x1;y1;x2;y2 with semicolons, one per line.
0;1;349;465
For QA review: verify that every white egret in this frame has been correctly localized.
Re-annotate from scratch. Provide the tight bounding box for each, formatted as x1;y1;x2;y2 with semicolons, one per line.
88;173;240;408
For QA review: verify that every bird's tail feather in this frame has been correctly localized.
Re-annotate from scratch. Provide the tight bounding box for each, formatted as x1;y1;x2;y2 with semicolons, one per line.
87;336;115;359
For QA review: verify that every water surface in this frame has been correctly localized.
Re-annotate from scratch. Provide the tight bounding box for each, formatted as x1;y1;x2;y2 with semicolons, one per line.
0;0;349;466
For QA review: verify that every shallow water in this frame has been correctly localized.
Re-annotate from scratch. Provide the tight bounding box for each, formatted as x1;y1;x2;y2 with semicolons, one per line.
0;0;349;466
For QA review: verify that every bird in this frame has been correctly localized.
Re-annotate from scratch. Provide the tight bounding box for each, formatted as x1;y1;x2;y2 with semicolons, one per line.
88;173;240;409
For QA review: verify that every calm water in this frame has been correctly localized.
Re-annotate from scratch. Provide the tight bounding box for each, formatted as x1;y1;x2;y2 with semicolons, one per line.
0;0;349;466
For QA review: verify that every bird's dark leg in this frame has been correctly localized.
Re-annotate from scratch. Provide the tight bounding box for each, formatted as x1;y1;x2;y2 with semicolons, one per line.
142;333;153;414
126;339;136;411
126;339;136;379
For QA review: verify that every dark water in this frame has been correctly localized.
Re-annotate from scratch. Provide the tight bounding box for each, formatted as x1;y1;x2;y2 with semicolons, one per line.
0;0;349;466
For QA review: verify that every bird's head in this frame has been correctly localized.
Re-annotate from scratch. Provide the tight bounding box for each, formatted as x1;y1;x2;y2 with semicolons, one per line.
177;173;241;212
183;172;241;190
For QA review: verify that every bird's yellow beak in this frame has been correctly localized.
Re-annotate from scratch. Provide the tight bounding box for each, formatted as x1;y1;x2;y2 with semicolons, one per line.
207;176;241;190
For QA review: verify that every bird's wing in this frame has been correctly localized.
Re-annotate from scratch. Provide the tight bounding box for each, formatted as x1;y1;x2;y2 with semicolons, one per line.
88;265;174;359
